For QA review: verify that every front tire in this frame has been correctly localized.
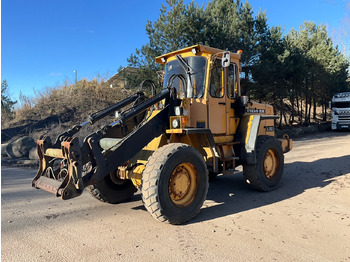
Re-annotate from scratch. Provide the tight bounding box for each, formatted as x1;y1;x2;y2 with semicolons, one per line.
142;143;209;224
243;136;284;191
87;173;137;204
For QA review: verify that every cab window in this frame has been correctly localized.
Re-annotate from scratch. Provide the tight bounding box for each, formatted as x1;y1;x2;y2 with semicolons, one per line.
227;63;239;98
210;59;224;98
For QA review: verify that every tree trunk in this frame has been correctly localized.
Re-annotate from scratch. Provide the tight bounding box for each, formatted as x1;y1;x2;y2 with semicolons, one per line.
313;95;317;120
304;96;309;125
323;97;327;121
299;95;303;124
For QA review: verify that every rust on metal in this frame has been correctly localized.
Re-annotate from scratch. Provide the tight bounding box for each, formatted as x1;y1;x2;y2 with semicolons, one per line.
62;140;73;149
37;139;45;147
34;176;61;195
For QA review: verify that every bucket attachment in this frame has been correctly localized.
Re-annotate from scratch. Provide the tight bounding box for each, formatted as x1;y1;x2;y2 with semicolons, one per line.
32;136;84;200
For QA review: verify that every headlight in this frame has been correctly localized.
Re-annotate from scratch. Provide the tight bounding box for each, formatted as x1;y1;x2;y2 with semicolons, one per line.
172;119;180;128
174;106;183;116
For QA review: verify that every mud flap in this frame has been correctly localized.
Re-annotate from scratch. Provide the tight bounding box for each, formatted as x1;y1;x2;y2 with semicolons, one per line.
235;115;278;165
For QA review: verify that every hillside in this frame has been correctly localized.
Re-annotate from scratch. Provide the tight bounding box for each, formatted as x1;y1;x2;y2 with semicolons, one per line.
1;79;131;144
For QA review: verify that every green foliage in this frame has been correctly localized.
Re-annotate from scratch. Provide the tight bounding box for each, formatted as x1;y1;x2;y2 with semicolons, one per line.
127;0;270;94
1;80;17;124
128;1;349;126
282;22;349;124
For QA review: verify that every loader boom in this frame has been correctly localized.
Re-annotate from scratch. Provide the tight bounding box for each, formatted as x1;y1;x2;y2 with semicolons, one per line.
32;88;173;199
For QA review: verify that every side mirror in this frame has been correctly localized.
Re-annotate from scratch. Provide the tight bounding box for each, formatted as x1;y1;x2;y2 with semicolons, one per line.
329;101;332;109
239;96;249;107
222;51;231;68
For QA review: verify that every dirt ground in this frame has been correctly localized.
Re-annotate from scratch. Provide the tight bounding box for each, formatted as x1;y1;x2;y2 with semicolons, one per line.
1;131;350;262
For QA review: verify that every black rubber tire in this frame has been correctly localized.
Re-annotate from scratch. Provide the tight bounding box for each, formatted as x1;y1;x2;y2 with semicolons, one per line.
142;143;209;224
87;175;137;204
243;136;284;192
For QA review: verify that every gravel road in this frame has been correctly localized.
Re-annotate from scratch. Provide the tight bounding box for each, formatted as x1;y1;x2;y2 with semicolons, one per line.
2;131;350;261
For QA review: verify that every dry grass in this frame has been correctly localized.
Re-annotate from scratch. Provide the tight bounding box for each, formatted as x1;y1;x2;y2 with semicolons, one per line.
13;79;130;125
2;78;132;142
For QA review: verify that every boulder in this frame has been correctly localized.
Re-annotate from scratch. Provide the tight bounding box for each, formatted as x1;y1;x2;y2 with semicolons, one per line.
5;137;36;158
29;147;39;160
1;143;9;156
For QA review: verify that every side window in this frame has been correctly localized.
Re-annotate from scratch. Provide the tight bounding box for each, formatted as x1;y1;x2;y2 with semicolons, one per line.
227;63;238;98
210;59;224;98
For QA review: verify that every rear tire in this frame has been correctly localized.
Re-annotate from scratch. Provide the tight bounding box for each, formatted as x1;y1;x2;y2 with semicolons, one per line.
87;174;137;204
142;143;209;224
243;136;284;191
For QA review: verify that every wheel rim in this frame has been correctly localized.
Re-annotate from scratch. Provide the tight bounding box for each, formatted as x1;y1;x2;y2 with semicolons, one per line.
169;162;198;207
263;149;279;180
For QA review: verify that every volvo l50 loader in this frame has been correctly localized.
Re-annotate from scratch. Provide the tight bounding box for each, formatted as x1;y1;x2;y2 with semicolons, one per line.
32;45;292;224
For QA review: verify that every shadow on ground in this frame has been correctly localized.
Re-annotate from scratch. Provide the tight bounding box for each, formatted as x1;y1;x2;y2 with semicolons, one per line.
190;154;350;223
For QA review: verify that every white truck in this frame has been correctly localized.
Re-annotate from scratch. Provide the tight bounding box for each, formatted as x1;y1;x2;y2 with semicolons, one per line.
330;92;350;131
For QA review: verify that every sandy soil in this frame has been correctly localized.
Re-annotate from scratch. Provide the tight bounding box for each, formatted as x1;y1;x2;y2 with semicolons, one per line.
1;131;350;261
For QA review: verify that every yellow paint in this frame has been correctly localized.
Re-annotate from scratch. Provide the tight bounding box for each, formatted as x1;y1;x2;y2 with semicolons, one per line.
166;129;185;134
128;165;144;188
228;117;240;134
213;135;234;144
155;44;241;65
245;115;254;145
169;162;197;207
143;134;167;151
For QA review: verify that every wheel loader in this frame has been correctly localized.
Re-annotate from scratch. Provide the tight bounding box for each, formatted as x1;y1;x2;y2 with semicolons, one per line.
32;44;292;224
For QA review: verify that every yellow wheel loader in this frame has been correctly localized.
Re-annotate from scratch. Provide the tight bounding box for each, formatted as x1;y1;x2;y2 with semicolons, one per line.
32;45;292;224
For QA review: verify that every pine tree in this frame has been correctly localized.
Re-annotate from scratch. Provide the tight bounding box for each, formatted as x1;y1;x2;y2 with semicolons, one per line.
1;80;17;123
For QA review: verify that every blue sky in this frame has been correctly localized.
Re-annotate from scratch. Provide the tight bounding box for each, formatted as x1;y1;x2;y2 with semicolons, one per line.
2;0;349;104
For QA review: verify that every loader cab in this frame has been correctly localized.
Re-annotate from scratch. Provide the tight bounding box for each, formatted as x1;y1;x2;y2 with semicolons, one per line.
156;45;242;136
162;55;207;99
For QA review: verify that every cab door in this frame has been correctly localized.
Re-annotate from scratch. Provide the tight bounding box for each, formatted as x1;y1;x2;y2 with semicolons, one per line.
208;60;240;135
226;62;240;135
208;59;227;134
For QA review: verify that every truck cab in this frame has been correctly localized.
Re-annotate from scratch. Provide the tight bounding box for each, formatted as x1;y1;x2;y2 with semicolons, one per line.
330;92;350;131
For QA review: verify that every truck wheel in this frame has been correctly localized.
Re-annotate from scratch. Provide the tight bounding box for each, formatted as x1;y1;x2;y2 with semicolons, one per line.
243;136;284;192
142;143;209;224
87;174;137;204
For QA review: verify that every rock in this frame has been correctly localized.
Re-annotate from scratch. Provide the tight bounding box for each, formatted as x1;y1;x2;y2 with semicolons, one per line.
29;147;39;160
304;125;318;134
1;143;9;156
5;136;36;158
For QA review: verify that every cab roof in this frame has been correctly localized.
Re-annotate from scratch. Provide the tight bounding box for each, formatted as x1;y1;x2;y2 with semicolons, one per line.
155;44;242;64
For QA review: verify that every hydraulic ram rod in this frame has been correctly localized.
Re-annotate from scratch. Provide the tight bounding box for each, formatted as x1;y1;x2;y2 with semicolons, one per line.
117;89;170;124
88;92;142;124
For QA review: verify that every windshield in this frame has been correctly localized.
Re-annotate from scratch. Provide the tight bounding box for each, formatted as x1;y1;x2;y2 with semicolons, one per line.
163;56;207;98
333;101;350;108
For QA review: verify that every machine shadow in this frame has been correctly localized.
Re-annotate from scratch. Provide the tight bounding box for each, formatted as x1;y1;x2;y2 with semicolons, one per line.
189;154;350;224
